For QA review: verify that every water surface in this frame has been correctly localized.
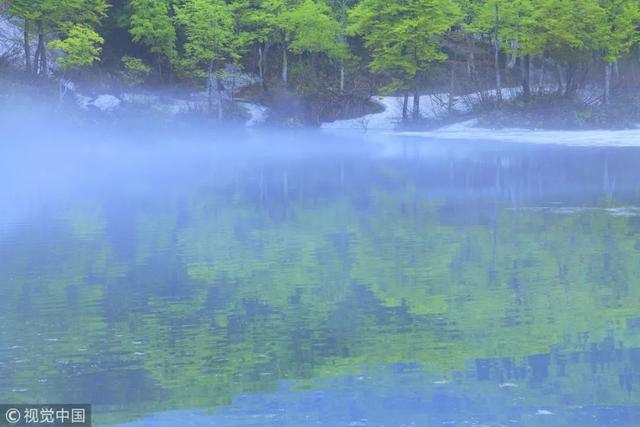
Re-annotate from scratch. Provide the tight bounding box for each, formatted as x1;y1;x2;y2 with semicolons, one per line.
1;130;640;426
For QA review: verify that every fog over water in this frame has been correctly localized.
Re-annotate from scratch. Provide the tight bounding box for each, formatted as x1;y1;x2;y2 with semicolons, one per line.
2;110;640;426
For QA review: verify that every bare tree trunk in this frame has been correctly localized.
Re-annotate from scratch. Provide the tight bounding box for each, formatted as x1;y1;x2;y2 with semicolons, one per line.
466;35;477;86
507;41;517;69
402;92;409;122
604;61;612;105
494;2;502;106
538;55;545;94
216;77;224;121
258;46;264;82
156;55;164;79
259;43;271;92
264;43;270;90
467;51;475;79
412;77;420;120
521;54;530;100
556;63;565;95
564;63;576;98
448;61;455;113
282;45;288;86
32;26;41;76
37;26;46;76
207;61;214;114
338;0;347;92
23;20;31;74
310;52;317;83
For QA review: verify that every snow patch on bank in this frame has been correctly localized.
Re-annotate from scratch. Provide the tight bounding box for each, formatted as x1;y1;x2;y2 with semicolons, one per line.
323;88;519;131
400;119;640;147
509;206;640;217
90;95;122;112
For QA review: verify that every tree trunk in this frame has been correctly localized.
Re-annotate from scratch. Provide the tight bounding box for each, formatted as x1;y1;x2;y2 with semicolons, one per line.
494;2;502;106
23;20;31;74
448;61;455;113
466;35;477;85
564;63;576;98
216;77;224;121
412;77;420;120
556;63;565;95
32;26;41;76
207;62;214;114
261;43;271;92
604;61;612;105
467;51;475;80
538;55;545;94
310;52;317;83
157;55;164;79
282;45;288;86
338;0;347;92
521;54;530;100
402;92;409;122
258;46;264;82
263;43;270;84
37;28;46;76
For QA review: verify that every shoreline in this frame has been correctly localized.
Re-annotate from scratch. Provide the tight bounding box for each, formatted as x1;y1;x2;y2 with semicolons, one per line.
3;75;640;134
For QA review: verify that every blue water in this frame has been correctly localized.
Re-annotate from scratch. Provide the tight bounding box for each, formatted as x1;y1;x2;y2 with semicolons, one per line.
1;129;640;426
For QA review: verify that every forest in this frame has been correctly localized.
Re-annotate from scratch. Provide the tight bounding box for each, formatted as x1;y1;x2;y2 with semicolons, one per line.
2;0;640;126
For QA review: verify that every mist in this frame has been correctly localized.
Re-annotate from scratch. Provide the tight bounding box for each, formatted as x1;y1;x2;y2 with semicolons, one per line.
4;0;640;425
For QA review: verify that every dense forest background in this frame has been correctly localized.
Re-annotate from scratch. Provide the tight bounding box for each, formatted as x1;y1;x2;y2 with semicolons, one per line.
2;0;640;126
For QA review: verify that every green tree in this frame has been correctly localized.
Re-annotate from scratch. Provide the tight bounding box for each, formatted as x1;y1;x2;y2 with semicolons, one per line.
236;0;283;91
129;0;177;74
471;0;537;101
279;0;347;84
350;0;461;121
174;0;240;120
48;24;104;71
598;0;639;103
121;55;152;86
8;0;107;76
527;0;609;97
330;0;355;91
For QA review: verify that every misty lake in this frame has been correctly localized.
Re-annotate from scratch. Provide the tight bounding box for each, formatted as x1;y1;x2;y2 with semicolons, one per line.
1;129;640;426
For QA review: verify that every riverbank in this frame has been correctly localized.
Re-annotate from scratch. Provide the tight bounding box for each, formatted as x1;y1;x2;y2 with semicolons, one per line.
473;94;640;130
3;70;640;133
323;89;640;132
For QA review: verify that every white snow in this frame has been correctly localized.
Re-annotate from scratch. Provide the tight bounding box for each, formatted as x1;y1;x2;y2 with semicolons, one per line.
238;102;267;127
121;93;161;105
509;207;640;217
322;88;519;131
498;382;518;388
323;95;447;131
400;119;640;147
121;93;208;115
321;86;640;148
90;95;121;112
